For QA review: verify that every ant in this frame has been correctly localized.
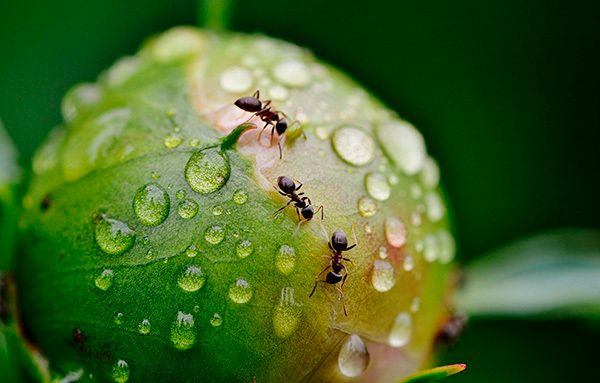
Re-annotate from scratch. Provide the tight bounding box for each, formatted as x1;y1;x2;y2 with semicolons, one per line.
309;228;356;316
273;176;323;229
234;90;297;159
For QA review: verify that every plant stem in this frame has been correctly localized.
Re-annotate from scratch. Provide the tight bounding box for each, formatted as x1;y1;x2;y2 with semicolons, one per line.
198;0;234;30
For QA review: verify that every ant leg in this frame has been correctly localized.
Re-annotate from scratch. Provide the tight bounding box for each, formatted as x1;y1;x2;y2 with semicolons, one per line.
343;258;354;265
301;196;312;205
269;126;276;146
346;244;357;251
273;200;293;218
294;206;301;221
277;140;283;159
257;124;269;142
341;272;348;287
335;285;348;316
294;180;303;191
313;205;324;220
309;280;321;297
344;223;358;250
252;90;260;98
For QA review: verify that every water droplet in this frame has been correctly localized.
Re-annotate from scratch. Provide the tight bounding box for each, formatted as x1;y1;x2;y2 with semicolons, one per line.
403;255;415;271
177;199;199;219
164;134;183;148
365;173;391;201
273;60;310;87
332;126;375;166
357;197;377;217
141;236;150;246
210;313;222;327
423;234;439;262
437;230;455;264
268;85;289;100
61;83;103;122
232;189;248;205
377;120;426;175
411;212;422;227
388;174;400;185
421;157;440;189
338;335;370;378
151;172;160;180
385;217;407;248
315;126;330;140
229;278;253;304
411;297;421;312
114;312;124;325
273;287;302;339
95;269;114;291
378;246;388;259
138;319;151;335
236;239;253;259
371;260;396;292
220;67;253;93
275;245;296;275
178;265;206;292
364;224;374;234
176;189;187;200
111;360;129;383
151;28;205;62
185;244;198;258
424;192;445;222
212;205;224;216
95;215;135;255
170;311;196;350
388;312;412;347
145;248;155;260
133;183;170;226
189;138;200;147
204;225;225;245
185;149;230;194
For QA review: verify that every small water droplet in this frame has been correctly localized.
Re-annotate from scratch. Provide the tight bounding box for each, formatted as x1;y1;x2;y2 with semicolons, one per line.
385;217;407;248
145;248;155;260
275;245;296;275
403;255;415;271
178;265;206;292
411;212;422;227
371;260;396;292
189;138;200;147
423;234;439;262
424;192;445;222
95;215;135;255
437;230;455;263
170;311;196;350
185;149;230;194
273;60;310;87
177;199;199;219
114;312;124;325
95;269;114;291
111;360;129;383
388;312;412;347
357;197;377;217
236;239;253;259
232;189;248;205
411;297;421;312
388;174;400;185
268;85;288;100
141;236;150;246
138;319;151;335
220;67;253;93
61;83;102;122
164;134;183;149
365;173;391;201
228;278;253;304
193;305;200;313
273;287;302;339
204;225;225;245
212;205;224;216
176;189;187;200
315;126;330;140
364;224;373;234
338;335;370;378
210;313;223;327
133;183;170;226
185;244;198;258
421;157;440;189
332;126;375;166
377;120;426;175
378;246;388;259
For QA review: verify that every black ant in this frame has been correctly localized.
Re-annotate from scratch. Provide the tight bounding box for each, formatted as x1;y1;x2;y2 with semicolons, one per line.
273;176;323;229
234;90;297;159
309;228;356;316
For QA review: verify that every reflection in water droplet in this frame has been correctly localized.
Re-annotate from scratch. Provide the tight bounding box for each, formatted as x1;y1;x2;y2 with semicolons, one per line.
371;260;396;292
114;312;124;325
133;183;170;226
236;239;253;259
365;173;391;201
178;265;206;292
388;312;412;347
204;225;225;245
112;360;129;383
185;149;230;194
139;319;151;335
210;313;223;327
273;287;302;339
385;217;407;248
186;244;198;258
275;245;296;275
424;192;446;222
95;269;114;291
177;199;199;219
229;278;253;304
357;197;377;217
332;126;375;166
232;189;248;205
170;311;196;350
338;334;370;378
164;134;183;149
95;215;135;255
220;67;253;93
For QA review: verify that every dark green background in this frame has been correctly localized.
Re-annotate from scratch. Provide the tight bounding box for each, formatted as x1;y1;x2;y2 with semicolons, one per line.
1;0;598;381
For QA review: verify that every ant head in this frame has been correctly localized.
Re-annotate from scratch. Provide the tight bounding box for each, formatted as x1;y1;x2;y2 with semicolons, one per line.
331;229;348;251
301;205;314;220
275;119;288;136
277;176;296;194
234;96;262;113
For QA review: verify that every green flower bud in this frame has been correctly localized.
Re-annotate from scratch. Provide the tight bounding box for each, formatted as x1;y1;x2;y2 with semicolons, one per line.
15;27;457;382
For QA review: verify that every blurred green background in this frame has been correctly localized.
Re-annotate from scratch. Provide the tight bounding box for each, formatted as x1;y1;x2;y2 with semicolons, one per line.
1;0;598;381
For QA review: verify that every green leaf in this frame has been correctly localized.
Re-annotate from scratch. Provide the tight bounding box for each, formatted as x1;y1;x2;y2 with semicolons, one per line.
400;364;467;383
0;120;21;271
458;228;600;318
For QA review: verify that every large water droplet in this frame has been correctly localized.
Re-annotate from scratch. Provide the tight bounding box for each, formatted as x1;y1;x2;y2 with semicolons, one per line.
377;120;426;175
338;335;370;378
185;149;230;194
365;173;391;201
139;319;151;335
170;311;196;350
273;60;310;87
437;230;456;264
177;199;199;219
229;278;253;304
385;217;407;248
275;245;296;275
177;265;206;292
273;287;302;339
220;66;253;93
357;197;377;217
424;192;446;222
421;157;440;189
95;269;114;291
388;312;412;347
331;126;375;166
95;215;135;255
204;225;225;245
133;183;170;226
210;313;223;327
236;239;254;259
371;259;396;292
111;360;129;383
232;189;249;205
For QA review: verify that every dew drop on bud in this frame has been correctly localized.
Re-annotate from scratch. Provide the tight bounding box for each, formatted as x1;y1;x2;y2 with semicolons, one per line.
275;245;296;275
133;183;170;226
95;269;114;291
111;359;129;383
365;172;391;201
210;313;223;327
177;265;206;292
385;216;407;248
388;312;412;348
357;196;377;217
236;239;253;259
371;259;396;292
170;311;196;350
95;215;135;255
138;319;151;335
232;189;248;205
338;334;370;378
272;287;302;339
185;149;230;194
204;225;225;245
228;278;253;304
177;199;199;219
331;126;375;166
